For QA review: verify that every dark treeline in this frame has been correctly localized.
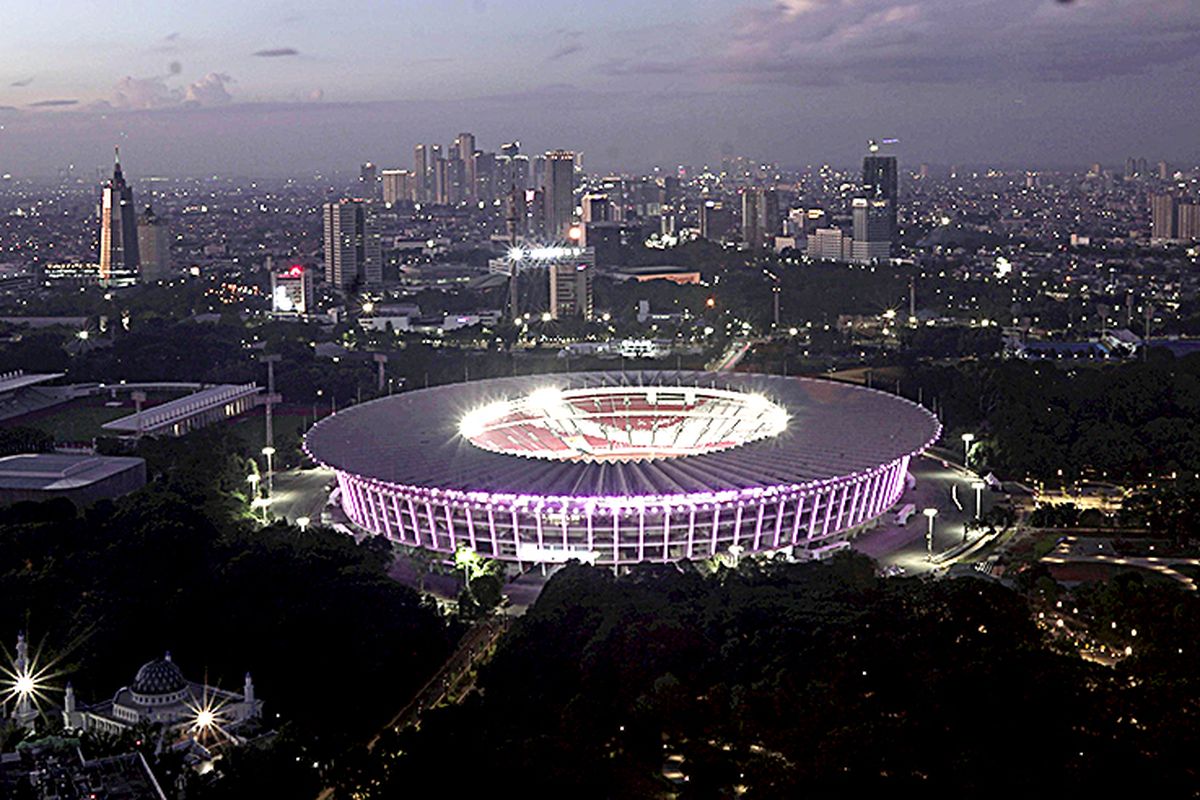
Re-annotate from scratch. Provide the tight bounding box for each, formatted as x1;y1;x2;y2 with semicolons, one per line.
345;556;1200;798
911;350;1200;484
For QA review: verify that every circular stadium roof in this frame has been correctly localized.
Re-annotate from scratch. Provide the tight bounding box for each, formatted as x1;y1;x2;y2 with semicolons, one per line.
305;371;940;498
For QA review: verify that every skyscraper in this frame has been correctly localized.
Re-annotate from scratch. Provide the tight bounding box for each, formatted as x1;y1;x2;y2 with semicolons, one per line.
549;254;594;320
360;162;378;192
413;144;429;203
454;133;476;202
323;200;382;290
543;150;576;239
1178;203;1200;241
851;198;891;263
862;143;899;242
99;147;140;286
381;169;416;206
136;205;171;282
741;187;780;249
1151;194;1178;242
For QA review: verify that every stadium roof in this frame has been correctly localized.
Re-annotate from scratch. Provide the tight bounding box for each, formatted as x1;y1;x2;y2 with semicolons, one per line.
0;370;64;394
305;371;940;498
0;453;145;491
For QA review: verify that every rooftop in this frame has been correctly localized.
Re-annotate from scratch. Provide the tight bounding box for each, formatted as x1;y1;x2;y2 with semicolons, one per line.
0;454;145;491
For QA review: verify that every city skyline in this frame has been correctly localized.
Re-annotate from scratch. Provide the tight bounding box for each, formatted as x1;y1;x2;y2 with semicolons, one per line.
1;0;1199;176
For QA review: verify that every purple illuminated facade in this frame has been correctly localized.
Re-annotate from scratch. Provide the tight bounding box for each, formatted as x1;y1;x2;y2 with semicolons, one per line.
304;371;941;567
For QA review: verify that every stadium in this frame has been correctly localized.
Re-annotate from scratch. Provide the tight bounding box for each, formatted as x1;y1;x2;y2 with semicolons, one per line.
303;371;941;567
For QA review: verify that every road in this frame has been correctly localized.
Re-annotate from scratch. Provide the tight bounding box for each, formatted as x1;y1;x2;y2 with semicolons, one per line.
267;466;335;524
710;338;755;372
853;455;996;575
1042;536;1198;590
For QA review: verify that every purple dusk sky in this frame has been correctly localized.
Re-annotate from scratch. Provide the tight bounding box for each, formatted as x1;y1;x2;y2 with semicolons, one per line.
1;0;1198;176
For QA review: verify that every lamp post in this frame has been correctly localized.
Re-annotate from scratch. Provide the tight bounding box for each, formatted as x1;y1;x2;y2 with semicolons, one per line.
246;473;260;503
961;432;975;468
261;446;276;500
728;544;745;569
923;508;938;560
972;480;985;520
296;516;310;533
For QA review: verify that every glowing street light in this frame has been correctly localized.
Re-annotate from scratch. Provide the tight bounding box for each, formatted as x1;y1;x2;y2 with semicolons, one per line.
961;432;975;467
728;544;745;569
296;516;310;532
923;508;938;559
261;446;276;500
972;480;985;520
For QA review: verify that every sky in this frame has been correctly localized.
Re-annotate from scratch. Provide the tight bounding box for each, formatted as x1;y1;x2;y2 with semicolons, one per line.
1;0;1198;177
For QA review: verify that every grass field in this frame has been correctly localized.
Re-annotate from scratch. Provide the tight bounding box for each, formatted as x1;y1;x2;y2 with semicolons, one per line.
3;400;133;442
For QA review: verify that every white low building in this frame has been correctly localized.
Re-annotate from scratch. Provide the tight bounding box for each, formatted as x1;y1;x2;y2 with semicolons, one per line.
63;653;262;741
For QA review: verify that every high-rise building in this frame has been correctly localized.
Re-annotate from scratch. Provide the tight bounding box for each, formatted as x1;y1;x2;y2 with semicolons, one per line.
1157;161;1171;181
1177;203;1200;241
500;141;520;159
581;193;613;223
323;200;382;290
136;205;171;282
99;148;140;286
549;253;594;320
454;133;476;202
433;157;449;204
700;200;734;242
271;264;314;316
741;187;780;249
862;144;899;241
512;155;531;191
851;198;891;263
360;162;378;191
1151;194;1178;242
543;151;576;239
381;169;416;206
413;144;430;203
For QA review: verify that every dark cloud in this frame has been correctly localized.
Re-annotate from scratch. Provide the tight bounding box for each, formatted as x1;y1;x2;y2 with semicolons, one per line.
253;47;299;57
547;42;584;61
28;99;78;107
10;77;33;88
702;0;1200;86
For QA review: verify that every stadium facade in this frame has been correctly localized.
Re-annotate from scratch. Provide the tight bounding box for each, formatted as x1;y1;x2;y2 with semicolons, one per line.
304;371;940;567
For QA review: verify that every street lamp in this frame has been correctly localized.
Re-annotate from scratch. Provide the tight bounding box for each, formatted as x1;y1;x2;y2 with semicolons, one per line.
296;516;310;533
961;432;975;467
246;473;260;502
972;481;985;520
728;544;745;569
261;446;276;500
923;508;938;560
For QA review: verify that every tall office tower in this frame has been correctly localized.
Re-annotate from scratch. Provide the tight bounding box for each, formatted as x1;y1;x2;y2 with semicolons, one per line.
271;265;315;316
445;153;466;204
136;205;171;282
740;187;780;249
433;157;449;204
543;150;576;239
532;155;547;193
581;193;613;223
851;198;892;263
862;145;899;241
1137;158;1148;178
99;148;140;285
471;152;493;203
512;155;531;191
381;169;416;205
1157;161;1171;180
549;257;594;320
414;144;430;202
1151;194;1178;242
360;162;378;191
500;141;520;159
1125;157;1137;179
1178;203;1200;241
699;200;734;241
323;200;382;290
454;133;476;202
